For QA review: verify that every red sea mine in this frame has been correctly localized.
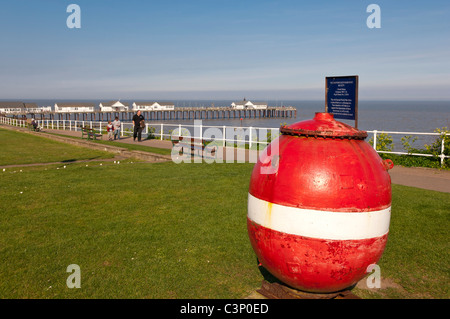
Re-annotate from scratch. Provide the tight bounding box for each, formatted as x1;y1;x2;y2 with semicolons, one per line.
247;112;393;293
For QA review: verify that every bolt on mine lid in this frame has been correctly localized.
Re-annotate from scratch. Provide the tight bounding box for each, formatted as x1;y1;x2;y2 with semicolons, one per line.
280;112;368;139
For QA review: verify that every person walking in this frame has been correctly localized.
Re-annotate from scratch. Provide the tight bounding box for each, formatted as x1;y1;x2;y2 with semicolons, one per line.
112;116;121;140
132;110;145;142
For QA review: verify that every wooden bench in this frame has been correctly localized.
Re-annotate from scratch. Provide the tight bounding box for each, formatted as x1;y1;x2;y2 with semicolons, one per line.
81;126;103;140
171;136;217;158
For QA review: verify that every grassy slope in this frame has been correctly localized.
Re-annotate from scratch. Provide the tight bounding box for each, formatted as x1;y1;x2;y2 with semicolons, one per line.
0;128;114;165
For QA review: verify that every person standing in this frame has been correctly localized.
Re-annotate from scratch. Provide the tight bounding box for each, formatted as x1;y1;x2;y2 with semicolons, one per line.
132;110;145;142
31;118;38;131
106;121;114;141
112;116;121;140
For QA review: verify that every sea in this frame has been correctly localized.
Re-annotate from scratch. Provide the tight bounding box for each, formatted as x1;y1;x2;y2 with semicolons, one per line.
16;99;450;151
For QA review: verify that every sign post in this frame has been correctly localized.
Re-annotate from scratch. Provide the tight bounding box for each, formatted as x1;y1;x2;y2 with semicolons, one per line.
325;75;359;128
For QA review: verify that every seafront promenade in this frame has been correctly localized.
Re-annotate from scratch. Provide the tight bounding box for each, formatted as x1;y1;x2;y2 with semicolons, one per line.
1;123;449;193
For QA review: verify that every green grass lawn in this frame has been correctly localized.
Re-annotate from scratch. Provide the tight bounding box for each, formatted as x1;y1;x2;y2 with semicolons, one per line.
0;161;259;298
355;184;450;299
0;128;448;299
91;139;172;156
0;128;114;166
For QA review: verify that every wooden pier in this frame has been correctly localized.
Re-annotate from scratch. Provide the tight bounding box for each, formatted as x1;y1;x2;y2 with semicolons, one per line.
10;106;297;122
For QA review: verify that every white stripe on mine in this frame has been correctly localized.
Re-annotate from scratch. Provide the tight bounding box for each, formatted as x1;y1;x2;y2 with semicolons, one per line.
247;193;390;240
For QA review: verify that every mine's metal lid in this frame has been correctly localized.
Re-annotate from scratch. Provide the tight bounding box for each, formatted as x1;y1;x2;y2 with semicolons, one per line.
280;112;368;139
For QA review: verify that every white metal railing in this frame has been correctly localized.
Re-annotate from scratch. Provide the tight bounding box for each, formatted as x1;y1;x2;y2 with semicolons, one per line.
0;117;279;148
1;117;448;166
366;130;449;167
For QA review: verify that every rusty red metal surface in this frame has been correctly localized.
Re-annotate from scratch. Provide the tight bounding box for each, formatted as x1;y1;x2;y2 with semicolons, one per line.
248;221;388;293
280;112;368;139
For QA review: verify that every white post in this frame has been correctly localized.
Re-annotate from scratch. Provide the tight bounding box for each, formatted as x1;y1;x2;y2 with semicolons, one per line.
440;136;446;167
223;126;226;147
160;123;163;140
249;127;253;149
373;130;378;150
121;122;124;137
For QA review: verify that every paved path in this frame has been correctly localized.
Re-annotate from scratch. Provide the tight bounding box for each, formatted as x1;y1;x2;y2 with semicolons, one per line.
45;128;174;149
3;125;449;193
389;165;449;193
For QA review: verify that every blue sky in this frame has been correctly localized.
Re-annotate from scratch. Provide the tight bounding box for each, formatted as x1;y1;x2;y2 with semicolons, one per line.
0;0;449;100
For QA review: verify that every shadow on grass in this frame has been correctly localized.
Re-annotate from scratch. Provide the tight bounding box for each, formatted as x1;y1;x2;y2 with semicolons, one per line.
255;258;285;285
61;155;104;163
61;159;77;163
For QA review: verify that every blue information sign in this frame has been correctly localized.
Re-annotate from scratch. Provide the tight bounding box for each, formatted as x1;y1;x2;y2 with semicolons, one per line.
325;75;359;126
